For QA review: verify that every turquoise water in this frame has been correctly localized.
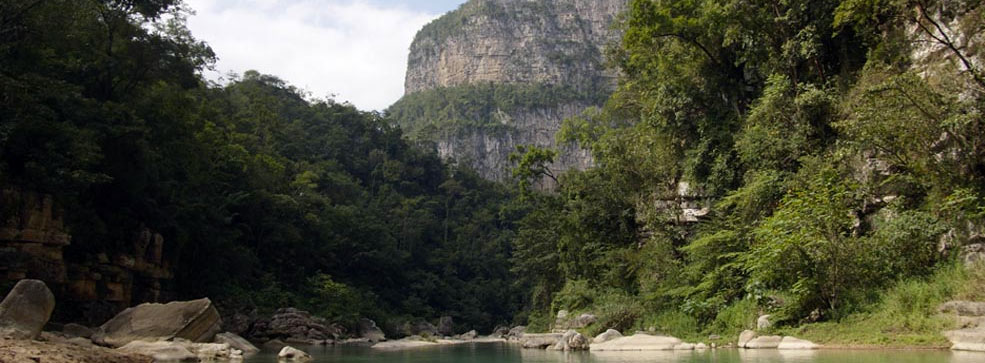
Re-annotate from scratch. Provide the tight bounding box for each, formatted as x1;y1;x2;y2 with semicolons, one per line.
243;342;985;362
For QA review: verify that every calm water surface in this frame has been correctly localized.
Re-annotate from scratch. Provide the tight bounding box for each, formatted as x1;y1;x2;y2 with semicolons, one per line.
243;342;985;363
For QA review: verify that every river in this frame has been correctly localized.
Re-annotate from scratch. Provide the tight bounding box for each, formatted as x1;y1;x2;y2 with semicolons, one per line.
243;342;985;362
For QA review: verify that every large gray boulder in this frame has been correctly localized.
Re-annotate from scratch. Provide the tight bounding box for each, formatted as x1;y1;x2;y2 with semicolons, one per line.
92;298;222;348
588;333;682;351
437;316;454;336
0;279;55;339
738;330;756;348
744;335;783;349
506;326;526;341
215;332;260;355
777;336;819;349
945;328;985;351
359;318;386;342
549;330;589;351
117;340;243;361
278;345;312;362
593;329;622;344
520;333;563;349
757;315;772;330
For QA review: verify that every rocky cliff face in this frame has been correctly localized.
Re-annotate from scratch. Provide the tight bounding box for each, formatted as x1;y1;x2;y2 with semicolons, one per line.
392;0;626;183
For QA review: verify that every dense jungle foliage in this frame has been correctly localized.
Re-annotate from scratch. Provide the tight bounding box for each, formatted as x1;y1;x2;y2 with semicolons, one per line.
510;0;985;344
0;0;522;334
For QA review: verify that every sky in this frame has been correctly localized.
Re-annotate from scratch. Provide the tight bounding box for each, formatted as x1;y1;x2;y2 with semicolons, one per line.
183;0;467;111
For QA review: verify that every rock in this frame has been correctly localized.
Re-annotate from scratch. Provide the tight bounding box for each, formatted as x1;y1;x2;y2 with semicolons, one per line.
438;316;455;336
520;333;563;349
961;243;985;267
92;298;221;348
945;328;985;351
745;335;783;349
940;301;985;317
777;336;819;350
359;318;386;342
695;342;708;349
674;342;695;350
116;341;197;361
62;323;95;339
215;331;260;355
249;308;341;344
708;334;721;340
506;326;526;341
757;314;772;330
589;333;683;351
223;312;255;335
738;330;757;348
278;346;312;362
263;339;287;349
549;330;589;351
0;279;56;340
556;310;569;321
400;320;439;337
491;325;510;338
456;329;477;340
593;329;622;344
67;337;96;347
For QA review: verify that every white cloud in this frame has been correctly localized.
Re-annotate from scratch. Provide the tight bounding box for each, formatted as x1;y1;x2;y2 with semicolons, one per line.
184;0;438;110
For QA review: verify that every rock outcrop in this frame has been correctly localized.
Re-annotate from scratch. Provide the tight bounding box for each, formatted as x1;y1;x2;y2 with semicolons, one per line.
548;329;589;351
117;340;243;361
359;318;386;342
0;279;56;339
215;332;260;355
588;333;683;351
91;298;221;348
391;0;626;183
520;333;563;349
941;300;985;351
248;308;340;345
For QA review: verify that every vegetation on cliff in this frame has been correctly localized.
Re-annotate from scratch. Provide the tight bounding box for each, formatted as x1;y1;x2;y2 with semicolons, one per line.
509;0;985;345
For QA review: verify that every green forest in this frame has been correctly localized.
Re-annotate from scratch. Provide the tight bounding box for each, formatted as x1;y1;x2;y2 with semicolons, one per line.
3;0;985;347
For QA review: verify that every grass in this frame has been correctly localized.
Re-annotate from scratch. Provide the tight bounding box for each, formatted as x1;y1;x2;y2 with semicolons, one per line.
774;263;985;347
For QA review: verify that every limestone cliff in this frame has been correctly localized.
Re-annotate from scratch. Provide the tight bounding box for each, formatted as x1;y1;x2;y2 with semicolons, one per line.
391;0;626;183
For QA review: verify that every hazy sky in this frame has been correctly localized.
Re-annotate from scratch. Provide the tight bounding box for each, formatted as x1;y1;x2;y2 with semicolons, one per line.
183;0;467;111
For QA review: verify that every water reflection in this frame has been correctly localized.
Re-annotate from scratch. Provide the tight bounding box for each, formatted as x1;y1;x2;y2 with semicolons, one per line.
244;342;985;363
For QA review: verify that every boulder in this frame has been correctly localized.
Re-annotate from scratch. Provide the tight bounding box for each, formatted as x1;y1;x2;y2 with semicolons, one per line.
118;340;243;361
674;342;695;350
777;336;819;350
437;316;455;336
589;333;683;351
940;301;985;317
593;329;622;344
92;298;221;348
520;333;563;349
215;332;260;355
548;330;589;351
63;323;95;339
695;342;708;349
400;320;438;337
278;346;312;362
745;335;783;349
961;243;985;267
456;330;478;340
359;318;386;342
491;325;510;338
738;330;756;348
263;339;287;350
0;279;56;339
945;328;985;351
708;334;721;340
757;315;772;330
117;341;196;361
249;308;341;344
572;313;598;328
223;312;255;335
506;326;526;341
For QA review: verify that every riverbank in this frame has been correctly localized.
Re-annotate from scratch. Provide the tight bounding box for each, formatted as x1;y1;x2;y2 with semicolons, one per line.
0;338;152;363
